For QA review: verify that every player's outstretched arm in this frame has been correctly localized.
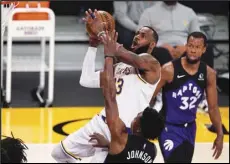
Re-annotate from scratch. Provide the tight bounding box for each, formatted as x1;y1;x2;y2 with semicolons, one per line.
205;66;223;159
116;46;160;72
80;8;105;88
100;30;160;73
103;57;118;123
102;56;126;138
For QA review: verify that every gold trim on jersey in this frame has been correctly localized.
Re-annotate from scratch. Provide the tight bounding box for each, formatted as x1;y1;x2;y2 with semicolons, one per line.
135;68;147;84
61;141;82;161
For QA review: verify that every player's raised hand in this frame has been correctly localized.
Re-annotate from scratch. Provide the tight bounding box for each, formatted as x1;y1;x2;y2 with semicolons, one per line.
82;8;94;24
212;135;223;159
89;35;101;48
100;30;119;56
82;9;106;36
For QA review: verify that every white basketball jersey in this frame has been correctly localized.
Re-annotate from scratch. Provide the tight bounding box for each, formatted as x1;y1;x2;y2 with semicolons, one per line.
100;62;160;128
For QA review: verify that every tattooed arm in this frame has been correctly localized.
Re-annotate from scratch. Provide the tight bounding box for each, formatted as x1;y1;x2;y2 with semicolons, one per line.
115;46;160;72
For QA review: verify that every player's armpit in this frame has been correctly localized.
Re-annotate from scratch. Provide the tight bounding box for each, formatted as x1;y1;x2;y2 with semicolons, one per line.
115;46;160;71
109;117;127;138
206;66;223;136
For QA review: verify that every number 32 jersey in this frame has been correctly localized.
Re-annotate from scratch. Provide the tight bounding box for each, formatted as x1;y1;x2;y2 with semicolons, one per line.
162;58;207;124
100;62;160;128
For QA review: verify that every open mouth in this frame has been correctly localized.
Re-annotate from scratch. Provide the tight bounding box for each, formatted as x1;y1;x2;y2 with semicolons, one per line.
189;56;198;60
131;39;138;49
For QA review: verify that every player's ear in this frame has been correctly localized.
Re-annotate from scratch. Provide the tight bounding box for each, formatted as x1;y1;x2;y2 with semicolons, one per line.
202;45;207;54
147;41;156;54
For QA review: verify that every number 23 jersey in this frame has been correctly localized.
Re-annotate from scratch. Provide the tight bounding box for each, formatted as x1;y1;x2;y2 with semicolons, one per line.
100;62;160;128
162;58;207;124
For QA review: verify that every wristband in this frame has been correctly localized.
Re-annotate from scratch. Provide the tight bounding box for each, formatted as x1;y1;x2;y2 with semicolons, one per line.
104;55;117;63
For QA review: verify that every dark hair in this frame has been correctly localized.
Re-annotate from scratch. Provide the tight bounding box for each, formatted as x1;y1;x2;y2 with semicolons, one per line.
1;132;28;163
140;107;165;140
187;31;207;47
143;26;159;44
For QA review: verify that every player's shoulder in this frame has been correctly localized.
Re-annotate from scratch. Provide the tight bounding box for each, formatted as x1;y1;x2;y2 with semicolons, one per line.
206;65;217;80
206;65;216;74
161;61;174;82
139;53;160;64
162;61;174;73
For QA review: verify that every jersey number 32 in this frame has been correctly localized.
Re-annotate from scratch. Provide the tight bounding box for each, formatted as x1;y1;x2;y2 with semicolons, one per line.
180;96;198;110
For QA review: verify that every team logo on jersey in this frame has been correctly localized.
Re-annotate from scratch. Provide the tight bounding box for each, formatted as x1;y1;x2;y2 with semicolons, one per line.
172;82;203;110
116;67;133;76
198;73;204;81
177;74;185;79
164;140;174;151
172;82;202;99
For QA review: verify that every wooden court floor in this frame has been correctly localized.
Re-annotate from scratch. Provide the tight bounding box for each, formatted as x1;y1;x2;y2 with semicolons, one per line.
2;107;229;144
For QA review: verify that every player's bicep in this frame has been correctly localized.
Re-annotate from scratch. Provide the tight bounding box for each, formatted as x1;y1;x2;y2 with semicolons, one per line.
205;68;218;110
106;114;126;142
137;54;160;71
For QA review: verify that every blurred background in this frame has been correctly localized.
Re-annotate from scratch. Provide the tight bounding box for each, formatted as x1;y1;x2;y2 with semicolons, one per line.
1;1;229;107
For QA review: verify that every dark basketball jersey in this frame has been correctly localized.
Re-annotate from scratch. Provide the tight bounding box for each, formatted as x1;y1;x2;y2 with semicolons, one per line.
104;135;157;163
162;58;207;124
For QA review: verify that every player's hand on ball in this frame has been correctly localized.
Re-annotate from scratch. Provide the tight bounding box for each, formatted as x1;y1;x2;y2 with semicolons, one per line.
89;35;101;47
212;135;223;159
100;30;119;55
82;9;106;36
89;133;110;148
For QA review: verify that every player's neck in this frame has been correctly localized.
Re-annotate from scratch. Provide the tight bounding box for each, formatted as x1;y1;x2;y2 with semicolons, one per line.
182;57;200;70
181;57;200;76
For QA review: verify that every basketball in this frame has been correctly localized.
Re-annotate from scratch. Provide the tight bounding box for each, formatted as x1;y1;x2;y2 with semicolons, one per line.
86;10;115;37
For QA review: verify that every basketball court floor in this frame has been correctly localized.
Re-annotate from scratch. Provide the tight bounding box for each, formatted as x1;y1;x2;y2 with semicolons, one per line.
1;107;229;163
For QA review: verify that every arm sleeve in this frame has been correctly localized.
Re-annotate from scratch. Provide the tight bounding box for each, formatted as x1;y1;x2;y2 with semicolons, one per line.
79;47;101;88
113;1;138;32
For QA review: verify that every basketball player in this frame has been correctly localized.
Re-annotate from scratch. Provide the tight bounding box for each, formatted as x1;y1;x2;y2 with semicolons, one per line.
92;47;164;163
51;9;161;163
1;133;28;163
150;32;224;163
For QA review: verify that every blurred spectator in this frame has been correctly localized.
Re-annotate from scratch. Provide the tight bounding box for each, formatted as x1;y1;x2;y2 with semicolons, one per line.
138;1;200;59
1;133;28;163
113;1;156;49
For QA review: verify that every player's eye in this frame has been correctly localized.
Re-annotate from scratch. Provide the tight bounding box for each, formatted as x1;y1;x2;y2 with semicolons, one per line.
140;33;145;38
